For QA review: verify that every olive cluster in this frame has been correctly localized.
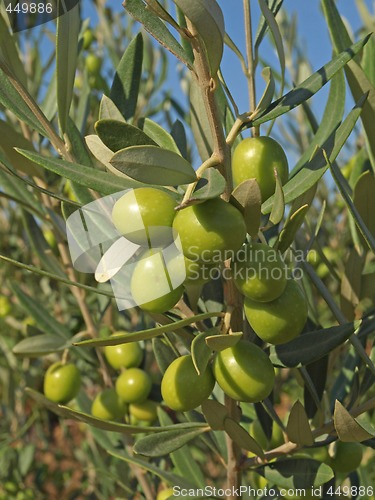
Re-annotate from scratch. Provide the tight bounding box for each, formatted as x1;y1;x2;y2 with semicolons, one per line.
43;333;158;426
232;242;308;345
112;187;247;314
91;333;158;425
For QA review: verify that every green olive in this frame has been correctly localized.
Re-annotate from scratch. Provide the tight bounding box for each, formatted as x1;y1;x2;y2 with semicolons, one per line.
244;279;308;344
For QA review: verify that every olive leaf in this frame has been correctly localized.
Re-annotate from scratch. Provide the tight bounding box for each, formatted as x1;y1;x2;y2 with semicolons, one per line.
110;145;197;186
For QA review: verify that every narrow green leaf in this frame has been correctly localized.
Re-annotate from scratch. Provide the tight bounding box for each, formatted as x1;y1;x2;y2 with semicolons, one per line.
74;312;223;347
269;321;359;368
254;0;284;65
13;335;71;357
158;408;206;487
328;152;375;253
16;149;145;195
258;0;285;96
353;171;375;248
322;0;375;168
124;0;193;70
0;63;47;136
0;120;41;176
205;332;243;352
133;426;208;457
334;400;375;442
173;0;224;75
263;458;334;489
22;213;64;277
109;33;143;120
99;95;126;122
66;117;94;168
190;78;213;160
0;253;115;299
251;34;371;126
254;67;276;116
269;167;285;225
191;330;213;375
224;33;246;74
362;35;375;87
230;179;262;238
262;93;366;213
56;3;80;134
108;448;198;490
286;401;314;446
290;71;346;177
110;145;197;186
95;120;157;152
224;418;264;457
27;388;203;435
171;119;188;158
141;118;181;154
0;152;45;215
201;399;228;431
152;337;178;374
276;205;310;254
85;134;114;169
340;247;364;321
0;13;27;87
11;284;72;340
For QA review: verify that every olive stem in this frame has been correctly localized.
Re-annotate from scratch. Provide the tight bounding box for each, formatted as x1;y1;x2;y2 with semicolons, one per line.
185;18;232;197
179;155;221;207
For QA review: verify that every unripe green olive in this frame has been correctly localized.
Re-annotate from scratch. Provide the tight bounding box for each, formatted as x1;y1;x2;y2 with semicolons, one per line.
129;399;158;423
232;136;288;202
131;249;183;313
115;368;152;404
172;197;246;263
104;333;143;370
212;340;275;403
43;362;81;404
91;388;127;421
330;441;363;473
244;279;308;345
161;355;215;412
112;187;177;247
232;242;287;302
85;54;102;75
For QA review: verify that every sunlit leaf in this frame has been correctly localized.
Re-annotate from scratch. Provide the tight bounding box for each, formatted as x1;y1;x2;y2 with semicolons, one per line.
173;0;224;75
16;149;145;194
124;0;193;69
74;312;223;347
95;120;157;152
251;34;371;127
110;145;197;186
133;426;209;457
13;335;72;357
262;93;366;213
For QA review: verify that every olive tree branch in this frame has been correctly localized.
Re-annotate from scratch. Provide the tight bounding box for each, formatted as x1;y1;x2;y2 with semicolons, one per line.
185;18;232;196
242;395;375;469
